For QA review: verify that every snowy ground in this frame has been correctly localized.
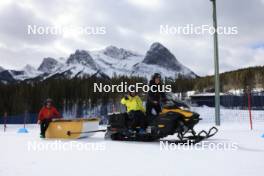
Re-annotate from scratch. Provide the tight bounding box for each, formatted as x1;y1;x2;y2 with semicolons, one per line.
1;121;264;176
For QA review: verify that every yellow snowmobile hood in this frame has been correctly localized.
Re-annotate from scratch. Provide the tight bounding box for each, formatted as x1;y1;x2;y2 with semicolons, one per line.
160;107;194;118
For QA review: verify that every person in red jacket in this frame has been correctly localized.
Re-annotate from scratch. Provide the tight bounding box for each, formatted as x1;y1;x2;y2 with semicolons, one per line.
37;98;61;138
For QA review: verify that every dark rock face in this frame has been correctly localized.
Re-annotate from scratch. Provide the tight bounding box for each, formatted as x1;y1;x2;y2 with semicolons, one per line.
38;57;59;73
0;70;16;83
143;42;182;70
103;46;138;60
66;50;97;70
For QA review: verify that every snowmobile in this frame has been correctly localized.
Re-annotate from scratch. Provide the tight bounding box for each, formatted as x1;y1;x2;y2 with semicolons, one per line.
105;93;218;144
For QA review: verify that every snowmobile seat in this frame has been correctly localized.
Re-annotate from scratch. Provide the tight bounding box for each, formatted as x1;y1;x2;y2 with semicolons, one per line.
108;112;128;129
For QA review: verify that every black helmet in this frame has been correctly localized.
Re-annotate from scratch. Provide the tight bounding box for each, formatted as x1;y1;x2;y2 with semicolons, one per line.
152;73;161;80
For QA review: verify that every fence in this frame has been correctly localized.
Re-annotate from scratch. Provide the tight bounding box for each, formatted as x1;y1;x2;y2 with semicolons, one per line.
191;107;264;123
0;102;126;125
1;95;263;126
0;113;38;124
190;92;264;110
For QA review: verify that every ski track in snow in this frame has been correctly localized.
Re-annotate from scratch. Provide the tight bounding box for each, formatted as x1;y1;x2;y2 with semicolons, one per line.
0;121;264;176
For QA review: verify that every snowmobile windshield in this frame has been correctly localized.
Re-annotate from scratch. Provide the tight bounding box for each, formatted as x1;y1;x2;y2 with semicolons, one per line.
164;93;190;109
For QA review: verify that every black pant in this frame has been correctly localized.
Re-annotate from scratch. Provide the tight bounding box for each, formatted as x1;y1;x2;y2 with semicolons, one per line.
40;119;51;137
146;101;161;118
128;110;147;129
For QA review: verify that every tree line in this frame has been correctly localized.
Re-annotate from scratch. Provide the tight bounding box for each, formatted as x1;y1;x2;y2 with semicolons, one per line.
0;75;146;116
0;66;263;116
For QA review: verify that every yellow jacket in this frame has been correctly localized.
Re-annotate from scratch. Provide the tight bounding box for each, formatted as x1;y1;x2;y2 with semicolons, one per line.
121;95;146;113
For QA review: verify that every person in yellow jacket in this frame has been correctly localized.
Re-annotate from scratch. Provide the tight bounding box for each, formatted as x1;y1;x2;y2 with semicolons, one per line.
121;91;147;133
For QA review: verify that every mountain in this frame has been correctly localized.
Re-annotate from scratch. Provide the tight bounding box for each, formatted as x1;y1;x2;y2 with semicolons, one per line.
0;70;16;84
15;65;42;80
143;42;184;70
43;50;100;79
24;65;40;75
132;43;197;78
38;57;63;73
90;46;144;77
66;50;97;69
103;46;140;60
0;42;197;83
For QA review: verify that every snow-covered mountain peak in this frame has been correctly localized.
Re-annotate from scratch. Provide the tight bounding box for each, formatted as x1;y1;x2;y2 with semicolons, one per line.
143;42;182;70
103;45;140;60
23;64;37;73
132;42;197;78
66;50;97;70
149;42;166;51
38;57;61;73
22;64;42;77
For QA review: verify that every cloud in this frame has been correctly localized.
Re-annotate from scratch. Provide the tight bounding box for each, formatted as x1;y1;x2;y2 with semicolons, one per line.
0;3;58;46
0;0;263;76
125;0;163;10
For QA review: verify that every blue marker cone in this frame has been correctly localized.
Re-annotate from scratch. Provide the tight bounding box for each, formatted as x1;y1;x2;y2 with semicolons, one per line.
17;128;29;133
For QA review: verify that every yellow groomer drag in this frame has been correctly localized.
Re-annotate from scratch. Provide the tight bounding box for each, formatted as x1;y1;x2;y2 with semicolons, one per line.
45;118;100;139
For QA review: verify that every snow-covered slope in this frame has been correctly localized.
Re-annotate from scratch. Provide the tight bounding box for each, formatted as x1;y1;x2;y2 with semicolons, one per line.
0;42;198;83
90;47;144;77
12;65;42;80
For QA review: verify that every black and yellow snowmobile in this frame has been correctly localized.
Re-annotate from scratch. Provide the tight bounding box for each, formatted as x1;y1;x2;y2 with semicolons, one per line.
105;93;218;144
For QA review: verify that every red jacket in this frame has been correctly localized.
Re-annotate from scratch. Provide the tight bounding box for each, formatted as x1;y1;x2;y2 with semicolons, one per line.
38;106;61;121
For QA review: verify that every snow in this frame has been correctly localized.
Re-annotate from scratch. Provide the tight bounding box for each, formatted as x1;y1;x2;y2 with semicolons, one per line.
228;88;264;95
10;65;43;80
23;65;42;77
1;110;264;176
228;89;245;95
90;50;144;77
132;62;179;78
186;90;196;97
190;92;227;97
38;57;64;74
